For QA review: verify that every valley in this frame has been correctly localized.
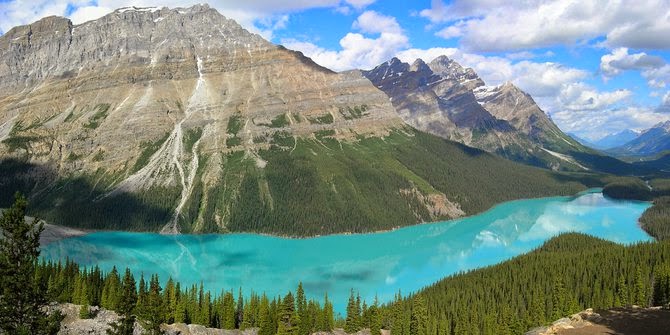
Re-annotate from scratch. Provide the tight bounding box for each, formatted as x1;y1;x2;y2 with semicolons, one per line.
1;3;670;335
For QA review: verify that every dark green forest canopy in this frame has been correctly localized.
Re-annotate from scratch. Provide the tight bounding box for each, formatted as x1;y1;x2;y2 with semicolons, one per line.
380;233;670;335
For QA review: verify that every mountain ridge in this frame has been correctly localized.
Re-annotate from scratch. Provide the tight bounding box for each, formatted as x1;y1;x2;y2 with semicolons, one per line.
363;56;592;171
609;121;670;157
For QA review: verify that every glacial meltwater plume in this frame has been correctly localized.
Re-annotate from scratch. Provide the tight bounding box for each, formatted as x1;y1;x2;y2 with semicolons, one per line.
42;191;651;314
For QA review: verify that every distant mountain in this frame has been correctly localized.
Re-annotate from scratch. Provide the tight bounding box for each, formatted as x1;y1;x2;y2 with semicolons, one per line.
609;121;670;156
363;56;595;171
568;133;597;148
591;130;640;150
0;5;589;236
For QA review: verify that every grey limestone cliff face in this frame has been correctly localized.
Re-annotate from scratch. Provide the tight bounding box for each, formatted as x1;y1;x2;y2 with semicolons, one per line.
363;56;589;170
0;4;402;167
0;4;405;233
0;5;269;94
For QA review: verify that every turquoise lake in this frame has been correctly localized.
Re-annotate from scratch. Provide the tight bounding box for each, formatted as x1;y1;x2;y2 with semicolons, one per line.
42;191;652;314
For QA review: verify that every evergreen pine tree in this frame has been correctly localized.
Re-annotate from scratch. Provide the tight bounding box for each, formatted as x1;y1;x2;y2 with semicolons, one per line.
140;274;165;335
344;289;359;333
277;292;297;335
0;193;61;334
551;277;567;320
410;295;427;335
107;269;137;335
79;276;92;319
236;287;244;329
617;273;629;307
368;296;381;335
221;290;236;329
136;274;148;316
318;293;334;332
258;294;274;335
174;295;187;324
634;266;648;307
163;278;176;324
101;267;121;311
296;283;309;335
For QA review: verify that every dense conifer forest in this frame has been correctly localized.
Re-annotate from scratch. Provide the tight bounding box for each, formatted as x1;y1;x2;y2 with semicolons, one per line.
27;234;670;335
379;233;670;335
3;193;670;334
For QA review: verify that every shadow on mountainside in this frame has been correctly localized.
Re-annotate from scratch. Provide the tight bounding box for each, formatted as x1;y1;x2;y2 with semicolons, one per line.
0;158;178;232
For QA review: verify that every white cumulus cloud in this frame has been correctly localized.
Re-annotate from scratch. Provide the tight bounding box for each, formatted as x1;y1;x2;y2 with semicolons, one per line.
558;83;631;111
282;10;408;71
353;10;402;34
600;48;665;78
419;0;670;52
644;65;670;89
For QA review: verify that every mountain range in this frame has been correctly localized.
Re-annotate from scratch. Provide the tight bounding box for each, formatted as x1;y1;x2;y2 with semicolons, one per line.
362;56;592;170
607;121;670;157
0;4;655;235
582;129;641;150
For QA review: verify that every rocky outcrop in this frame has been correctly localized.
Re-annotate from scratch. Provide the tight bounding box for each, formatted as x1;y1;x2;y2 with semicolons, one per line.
53;303;125;335
525;309;603;335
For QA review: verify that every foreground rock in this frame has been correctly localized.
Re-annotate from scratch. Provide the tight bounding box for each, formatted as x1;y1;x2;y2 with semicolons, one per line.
525;309;603;335
527;307;670;335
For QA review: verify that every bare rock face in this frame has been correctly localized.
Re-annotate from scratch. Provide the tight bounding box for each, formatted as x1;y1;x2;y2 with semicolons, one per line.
0;4;405;233
0;4;400;170
525;308;603;335
364;56;589;170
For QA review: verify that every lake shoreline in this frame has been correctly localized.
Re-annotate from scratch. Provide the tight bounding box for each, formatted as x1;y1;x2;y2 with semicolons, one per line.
39;188;621;244
40;223;88;246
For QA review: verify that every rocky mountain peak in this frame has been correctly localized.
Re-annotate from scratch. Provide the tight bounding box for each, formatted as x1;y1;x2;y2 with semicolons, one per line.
409;58;431;73
427;55;458;74
427;55;482;87
652;120;670;132
0;3;271;95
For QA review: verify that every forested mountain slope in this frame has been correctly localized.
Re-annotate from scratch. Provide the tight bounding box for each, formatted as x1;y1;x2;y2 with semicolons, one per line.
0;5;589;235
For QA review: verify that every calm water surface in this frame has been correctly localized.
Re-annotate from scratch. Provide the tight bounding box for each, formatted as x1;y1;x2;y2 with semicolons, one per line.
42;191;652;313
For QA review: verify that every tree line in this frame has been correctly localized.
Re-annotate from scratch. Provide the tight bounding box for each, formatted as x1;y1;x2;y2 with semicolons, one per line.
377;233;670;335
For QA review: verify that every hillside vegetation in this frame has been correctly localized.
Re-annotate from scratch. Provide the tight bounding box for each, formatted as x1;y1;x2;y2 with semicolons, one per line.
379;233;670;335
1;129;590;236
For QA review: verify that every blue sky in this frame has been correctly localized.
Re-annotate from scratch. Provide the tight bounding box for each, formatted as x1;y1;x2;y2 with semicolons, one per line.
1;0;670;140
